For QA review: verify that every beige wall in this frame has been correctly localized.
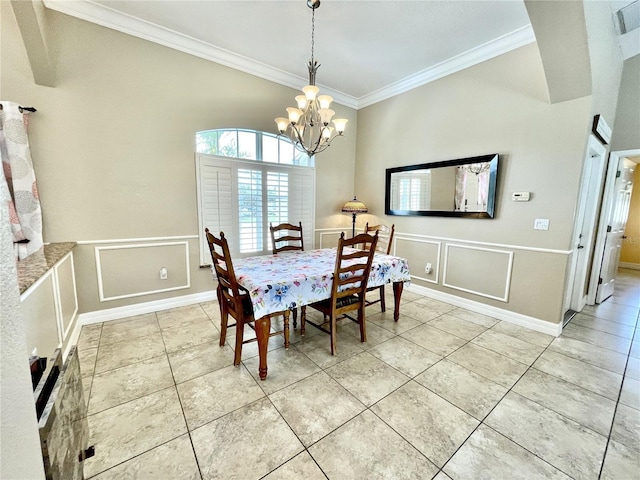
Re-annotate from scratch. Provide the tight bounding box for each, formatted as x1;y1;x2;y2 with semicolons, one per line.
355;44;591;324
1;5;357;313
621;165;640;266
2;3;628;325
612;56;640;151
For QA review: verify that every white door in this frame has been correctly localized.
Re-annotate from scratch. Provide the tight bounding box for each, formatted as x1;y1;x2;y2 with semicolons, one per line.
596;159;635;303
563;135;608;314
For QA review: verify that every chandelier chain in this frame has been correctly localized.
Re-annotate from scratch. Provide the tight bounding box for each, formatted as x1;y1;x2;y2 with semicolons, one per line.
311;6;315;67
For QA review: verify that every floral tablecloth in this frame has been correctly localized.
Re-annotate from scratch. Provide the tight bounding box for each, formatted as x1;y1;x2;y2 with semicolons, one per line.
232;248;411;320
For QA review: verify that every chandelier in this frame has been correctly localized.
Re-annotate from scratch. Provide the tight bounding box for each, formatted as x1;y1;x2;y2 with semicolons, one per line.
275;0;347;157
466;163;490;175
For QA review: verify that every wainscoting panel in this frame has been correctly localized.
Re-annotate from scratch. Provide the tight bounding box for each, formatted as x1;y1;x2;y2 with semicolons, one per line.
395;236;441;284
443;244;513;301
55;252;78;340
317;228;350;249
95;242;190;301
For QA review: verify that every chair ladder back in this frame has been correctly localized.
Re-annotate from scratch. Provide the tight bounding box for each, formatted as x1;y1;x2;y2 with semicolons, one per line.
270;222;304;254
331;232;379;311
364;223;395;255
205;228;246;319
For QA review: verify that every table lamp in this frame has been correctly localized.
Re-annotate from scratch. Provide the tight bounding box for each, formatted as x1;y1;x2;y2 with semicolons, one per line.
341;196;368;238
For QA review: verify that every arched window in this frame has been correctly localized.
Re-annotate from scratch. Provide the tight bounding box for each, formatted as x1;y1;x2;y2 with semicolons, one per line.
195;129;315;264
196;128;313;166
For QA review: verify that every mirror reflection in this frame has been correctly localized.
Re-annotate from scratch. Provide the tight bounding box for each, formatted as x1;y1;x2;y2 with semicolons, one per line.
385;154;498;218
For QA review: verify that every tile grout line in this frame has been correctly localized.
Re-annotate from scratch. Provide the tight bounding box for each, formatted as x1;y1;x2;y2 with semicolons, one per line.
596;317;639;479
78;283;639;479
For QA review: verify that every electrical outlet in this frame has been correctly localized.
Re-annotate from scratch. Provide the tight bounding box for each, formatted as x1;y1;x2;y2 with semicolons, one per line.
160;267;168;280
424;263;433;274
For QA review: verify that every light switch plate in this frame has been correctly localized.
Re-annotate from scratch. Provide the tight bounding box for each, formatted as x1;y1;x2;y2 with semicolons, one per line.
534;218;550;230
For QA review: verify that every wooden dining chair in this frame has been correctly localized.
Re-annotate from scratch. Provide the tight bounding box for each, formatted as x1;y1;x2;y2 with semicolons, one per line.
270;221;304;254
269;221;304;327
364;223;395;312
301;231;378;355
205;228;289;365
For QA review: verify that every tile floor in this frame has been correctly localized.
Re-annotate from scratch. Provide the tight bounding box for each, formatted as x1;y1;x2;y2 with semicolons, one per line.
77;269;640;479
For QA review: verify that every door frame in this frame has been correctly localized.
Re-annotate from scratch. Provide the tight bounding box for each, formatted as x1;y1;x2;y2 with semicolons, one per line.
588;148;640;303
564;135;608;314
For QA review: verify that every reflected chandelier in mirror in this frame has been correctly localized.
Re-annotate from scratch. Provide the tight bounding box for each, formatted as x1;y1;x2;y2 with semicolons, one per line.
385;154;499;218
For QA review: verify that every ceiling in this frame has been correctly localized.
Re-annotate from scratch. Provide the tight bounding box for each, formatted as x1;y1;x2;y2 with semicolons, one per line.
43;0;639;109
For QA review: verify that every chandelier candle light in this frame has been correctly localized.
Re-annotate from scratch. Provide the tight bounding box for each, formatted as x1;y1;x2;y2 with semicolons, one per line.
275;0;348;157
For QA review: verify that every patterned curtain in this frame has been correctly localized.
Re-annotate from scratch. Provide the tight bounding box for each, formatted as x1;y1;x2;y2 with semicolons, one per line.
477;170;489;208
0;102;43;260
454;166;466;211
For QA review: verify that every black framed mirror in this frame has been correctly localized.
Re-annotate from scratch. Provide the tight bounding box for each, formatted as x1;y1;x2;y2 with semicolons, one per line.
385;153;499;218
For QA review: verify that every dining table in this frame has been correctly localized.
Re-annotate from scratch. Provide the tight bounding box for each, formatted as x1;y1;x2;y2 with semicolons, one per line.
232;247;411;380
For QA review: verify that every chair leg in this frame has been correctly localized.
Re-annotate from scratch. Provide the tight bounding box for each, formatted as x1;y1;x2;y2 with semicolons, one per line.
358;306;367;343
300;306;306;336
218;289;229;347
379;285;386;313
292;308;298;329
330;314;337;355
233;319;244;366
283;310;290;348
219;310;229;347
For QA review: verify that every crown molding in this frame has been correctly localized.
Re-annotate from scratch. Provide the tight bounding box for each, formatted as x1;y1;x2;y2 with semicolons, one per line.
357;25;536;109
44;1;535;110
44;0;359;108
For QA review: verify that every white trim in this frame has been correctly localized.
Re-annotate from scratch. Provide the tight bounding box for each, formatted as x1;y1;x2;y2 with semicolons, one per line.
54;252;78;341
78;290;217;325
20;251;79;361
357;25;536;108
63;318;83;361
395;236;441;285
407;283;562;337
314;228;568;256
443;244;513;302
390;231;570;255
568;135;608;311
43;0;534;110
43;0;356;108
318;229;348;249
95;241;191;301
619;262;640;271
76;235;198;245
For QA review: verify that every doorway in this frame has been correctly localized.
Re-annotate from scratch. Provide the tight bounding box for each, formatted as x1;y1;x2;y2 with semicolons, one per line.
563;135;608;318
590;149;640;304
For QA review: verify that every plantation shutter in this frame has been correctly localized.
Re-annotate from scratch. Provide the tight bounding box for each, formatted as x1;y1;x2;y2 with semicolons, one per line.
196;154;315;265
196;155;235;264
288;168;315;249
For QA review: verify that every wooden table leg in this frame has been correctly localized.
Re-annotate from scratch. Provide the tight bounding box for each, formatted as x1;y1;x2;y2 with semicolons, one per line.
255;315;271;381
392;281;404;322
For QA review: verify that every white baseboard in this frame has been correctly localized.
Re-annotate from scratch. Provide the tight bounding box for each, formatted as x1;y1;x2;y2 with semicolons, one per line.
63;314;82;361
70;284;561;348
67;291;216;352
406;284;563;337
78;290;217;326
619;262;640;271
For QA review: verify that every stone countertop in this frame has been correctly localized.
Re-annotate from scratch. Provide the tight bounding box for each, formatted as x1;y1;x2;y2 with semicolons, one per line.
17;242;77;295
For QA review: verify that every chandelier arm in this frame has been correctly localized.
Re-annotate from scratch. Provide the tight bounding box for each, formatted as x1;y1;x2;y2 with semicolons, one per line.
290;125;305;147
